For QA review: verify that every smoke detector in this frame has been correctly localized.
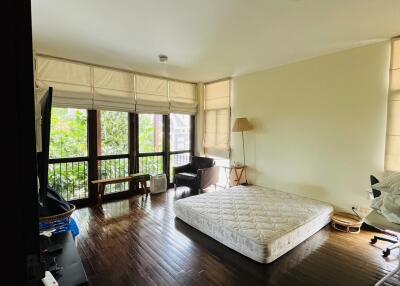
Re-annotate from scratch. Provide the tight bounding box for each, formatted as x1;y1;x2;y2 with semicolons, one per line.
158;54;168;63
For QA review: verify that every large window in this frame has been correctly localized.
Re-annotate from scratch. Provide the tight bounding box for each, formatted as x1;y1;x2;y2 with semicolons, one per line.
48;109;194;204
169;114;191;181
138;114;164;175
98;111;129;194
48;108;89;201
99;111;128;156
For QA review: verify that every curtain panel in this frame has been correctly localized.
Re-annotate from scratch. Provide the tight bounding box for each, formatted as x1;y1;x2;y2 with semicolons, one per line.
34;56;197;114
135;75;169;114
35;56;93;109
385;39;400;171
93;67;135;112
203;80;231;158
169;81;197;114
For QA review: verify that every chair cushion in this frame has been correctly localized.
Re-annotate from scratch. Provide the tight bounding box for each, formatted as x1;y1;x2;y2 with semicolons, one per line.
175;172;197;182
191;156;215;171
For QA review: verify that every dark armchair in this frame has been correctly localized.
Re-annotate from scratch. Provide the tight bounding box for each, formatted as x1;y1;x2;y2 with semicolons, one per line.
173;156;219;193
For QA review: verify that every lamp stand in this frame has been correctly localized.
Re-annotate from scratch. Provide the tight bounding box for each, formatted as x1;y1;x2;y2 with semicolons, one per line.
241;131;249;185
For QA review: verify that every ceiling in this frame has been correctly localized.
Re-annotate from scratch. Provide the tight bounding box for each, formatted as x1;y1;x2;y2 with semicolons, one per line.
32;0;400;82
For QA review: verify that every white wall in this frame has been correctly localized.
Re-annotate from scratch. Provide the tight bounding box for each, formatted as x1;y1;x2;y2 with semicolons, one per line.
231;42;390;213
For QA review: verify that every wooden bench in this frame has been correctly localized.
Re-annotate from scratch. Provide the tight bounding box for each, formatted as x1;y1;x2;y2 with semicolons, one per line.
92;173;150;205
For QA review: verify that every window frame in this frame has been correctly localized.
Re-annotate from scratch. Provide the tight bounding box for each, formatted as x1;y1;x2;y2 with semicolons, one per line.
49;109;195;206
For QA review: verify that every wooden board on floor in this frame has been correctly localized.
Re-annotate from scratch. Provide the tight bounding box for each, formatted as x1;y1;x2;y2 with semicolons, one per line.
73;188;400;286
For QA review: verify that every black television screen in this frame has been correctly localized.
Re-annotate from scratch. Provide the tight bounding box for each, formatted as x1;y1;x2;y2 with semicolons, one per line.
36;87;53;207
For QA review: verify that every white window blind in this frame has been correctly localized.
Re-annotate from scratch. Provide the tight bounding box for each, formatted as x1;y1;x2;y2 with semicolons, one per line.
93;67;135;112
34;56;198;114
135;75;169;114
169;81;197;114
385;39;400;171
35;56;93;109
204;80;230;158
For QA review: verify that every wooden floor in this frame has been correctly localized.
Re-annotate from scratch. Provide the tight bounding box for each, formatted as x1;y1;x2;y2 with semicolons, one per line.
73;188;400;286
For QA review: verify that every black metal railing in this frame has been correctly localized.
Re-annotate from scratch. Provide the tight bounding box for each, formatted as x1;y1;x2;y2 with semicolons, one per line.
138;153;163;175
169;151;191;182
98;154;130;194
48;157;89;201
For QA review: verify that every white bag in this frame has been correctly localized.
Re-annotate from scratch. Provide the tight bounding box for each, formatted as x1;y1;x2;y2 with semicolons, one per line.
150;174;167;194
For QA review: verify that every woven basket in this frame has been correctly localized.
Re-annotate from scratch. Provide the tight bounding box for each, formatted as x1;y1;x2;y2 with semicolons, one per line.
39;203;76;224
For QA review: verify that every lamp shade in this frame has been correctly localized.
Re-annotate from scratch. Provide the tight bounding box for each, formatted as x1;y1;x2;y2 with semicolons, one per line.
232;117;252;132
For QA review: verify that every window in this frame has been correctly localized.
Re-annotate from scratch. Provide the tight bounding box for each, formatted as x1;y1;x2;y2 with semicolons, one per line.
99;111;128;156
49;108;88;158
48;108;89;200
48;110;195;204
138;114;163;153
138;114;164;175
385;38;400;171
170;113;192;181
204;80;231;158
98;111;129;194
170;113;191;151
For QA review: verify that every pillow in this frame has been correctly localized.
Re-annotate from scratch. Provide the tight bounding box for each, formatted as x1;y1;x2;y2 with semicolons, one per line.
381;193;400;224
370;195;384;214
372;172;400;194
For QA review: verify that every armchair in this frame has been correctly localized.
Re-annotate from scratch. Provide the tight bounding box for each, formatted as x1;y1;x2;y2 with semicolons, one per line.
173;156;219;193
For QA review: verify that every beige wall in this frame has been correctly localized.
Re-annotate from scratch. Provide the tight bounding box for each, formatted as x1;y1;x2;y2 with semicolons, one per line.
231;42;390;212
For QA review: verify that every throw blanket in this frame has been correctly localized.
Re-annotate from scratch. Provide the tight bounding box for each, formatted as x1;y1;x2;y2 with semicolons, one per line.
371;173;400;225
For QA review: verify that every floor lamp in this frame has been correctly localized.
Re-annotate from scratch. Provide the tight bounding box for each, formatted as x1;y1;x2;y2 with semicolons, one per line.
232;117;252;185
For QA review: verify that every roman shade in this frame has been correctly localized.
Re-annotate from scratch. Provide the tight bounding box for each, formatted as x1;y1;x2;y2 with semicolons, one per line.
135;75;169;114
93;67;135;112
169;81;197;114
34;56;199;114
203;80;231;158
35;56;93;109
385;39;400;171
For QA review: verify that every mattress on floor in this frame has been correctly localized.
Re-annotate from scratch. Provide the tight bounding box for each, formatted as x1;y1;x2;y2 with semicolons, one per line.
174;185;333;263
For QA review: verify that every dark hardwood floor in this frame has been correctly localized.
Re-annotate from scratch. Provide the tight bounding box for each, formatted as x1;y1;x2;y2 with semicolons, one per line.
73;188;399;286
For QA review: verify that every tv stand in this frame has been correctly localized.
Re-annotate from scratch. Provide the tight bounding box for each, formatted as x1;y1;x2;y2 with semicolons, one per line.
41;232;88;286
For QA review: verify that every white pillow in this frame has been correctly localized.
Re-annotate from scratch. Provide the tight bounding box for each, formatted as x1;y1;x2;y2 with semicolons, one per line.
381;194;400;224
372;172;400;193
370;195;384;214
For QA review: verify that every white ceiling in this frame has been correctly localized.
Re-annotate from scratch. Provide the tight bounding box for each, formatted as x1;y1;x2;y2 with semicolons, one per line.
32;0;400;82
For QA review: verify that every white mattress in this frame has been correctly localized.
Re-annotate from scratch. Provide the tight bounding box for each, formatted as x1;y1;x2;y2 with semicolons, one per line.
174;185;333;263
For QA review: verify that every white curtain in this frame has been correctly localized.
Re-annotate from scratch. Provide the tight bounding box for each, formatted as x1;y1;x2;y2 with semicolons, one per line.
203;80;231;158
169;81;197;114
93;67;135;112
135;75;169;114
34;56;199;114
385;39;400;171
35;56;93;109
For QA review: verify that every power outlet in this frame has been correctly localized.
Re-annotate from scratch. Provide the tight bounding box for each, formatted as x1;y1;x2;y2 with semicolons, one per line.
351;206;370;218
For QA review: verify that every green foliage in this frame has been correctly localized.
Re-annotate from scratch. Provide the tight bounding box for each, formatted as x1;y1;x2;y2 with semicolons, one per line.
48;108;88;200
48;109;182;199
49;108;87;158
100;111;128;155
139;114;163;153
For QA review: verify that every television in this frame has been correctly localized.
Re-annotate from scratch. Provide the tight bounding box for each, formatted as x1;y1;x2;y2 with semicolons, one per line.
36;87;53;207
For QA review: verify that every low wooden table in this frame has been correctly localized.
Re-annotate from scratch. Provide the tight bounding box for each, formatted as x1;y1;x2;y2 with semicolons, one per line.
92;173;150;204
331;212;363;233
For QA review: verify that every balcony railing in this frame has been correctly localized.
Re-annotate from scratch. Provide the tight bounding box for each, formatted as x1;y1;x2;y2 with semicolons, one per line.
48;157;89;201
138;153;163;175
98;155;130;194
48;152;192;202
